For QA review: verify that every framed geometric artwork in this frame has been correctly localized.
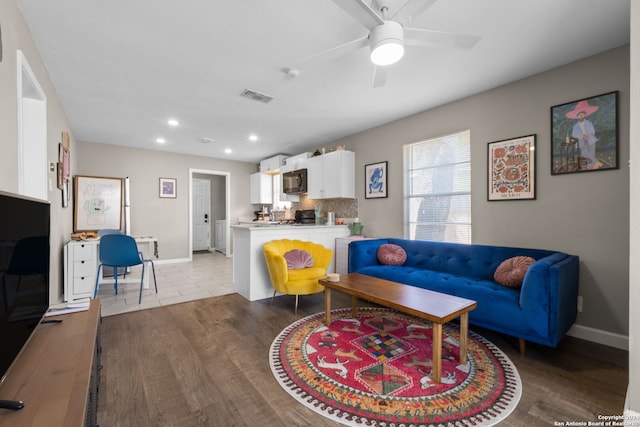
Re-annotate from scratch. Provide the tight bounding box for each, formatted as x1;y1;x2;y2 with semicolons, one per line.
364;161;388;199
159;177;177;198
551;91;618;175
487;134;536;201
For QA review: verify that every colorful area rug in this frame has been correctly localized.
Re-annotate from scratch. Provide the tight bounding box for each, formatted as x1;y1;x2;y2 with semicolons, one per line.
269;307;521;426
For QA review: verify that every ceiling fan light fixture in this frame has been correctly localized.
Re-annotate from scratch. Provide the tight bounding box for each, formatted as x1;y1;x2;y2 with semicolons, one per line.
369;20;404;66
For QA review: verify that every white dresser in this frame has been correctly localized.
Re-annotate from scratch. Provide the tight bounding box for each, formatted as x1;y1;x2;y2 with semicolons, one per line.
63;237;158;302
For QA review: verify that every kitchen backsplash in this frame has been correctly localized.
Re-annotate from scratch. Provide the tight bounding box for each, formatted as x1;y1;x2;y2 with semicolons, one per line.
292;194;358;220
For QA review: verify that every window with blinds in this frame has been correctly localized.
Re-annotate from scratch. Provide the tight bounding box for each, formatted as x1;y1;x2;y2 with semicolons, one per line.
404;130;471;243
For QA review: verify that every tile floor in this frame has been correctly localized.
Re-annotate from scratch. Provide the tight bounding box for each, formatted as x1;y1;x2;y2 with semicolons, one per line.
96;251;234;317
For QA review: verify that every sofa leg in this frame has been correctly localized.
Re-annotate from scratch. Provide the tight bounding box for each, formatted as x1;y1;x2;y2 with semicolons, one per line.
271;290;276;305
518;338;526;354
294;295;299;315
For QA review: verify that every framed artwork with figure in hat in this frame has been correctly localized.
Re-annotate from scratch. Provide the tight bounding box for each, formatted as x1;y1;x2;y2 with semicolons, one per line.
551;91;618;175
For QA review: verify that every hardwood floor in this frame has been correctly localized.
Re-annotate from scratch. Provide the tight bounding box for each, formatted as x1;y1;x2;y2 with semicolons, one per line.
97;292;628;426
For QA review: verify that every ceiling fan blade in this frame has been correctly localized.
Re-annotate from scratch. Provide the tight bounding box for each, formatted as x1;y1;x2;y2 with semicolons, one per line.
372;66;387;88
405;28;481;50
390;0;438;25
294;36;369;67
330;0;384;29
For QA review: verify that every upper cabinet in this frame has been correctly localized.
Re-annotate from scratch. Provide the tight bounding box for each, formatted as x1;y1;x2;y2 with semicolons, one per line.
259;155;287;174
250;172;272;204
307;150;355;199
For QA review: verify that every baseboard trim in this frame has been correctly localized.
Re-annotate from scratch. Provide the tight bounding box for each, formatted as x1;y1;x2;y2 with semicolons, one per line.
567;324;629;350
153;257;191;265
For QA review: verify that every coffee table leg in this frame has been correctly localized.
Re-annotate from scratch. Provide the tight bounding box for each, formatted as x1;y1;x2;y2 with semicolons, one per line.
351;295;358;318
459;312;469;364
325;288;332;326
432;323;442;384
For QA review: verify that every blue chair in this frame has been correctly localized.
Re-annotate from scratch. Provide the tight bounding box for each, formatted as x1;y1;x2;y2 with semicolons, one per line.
93;234;157;304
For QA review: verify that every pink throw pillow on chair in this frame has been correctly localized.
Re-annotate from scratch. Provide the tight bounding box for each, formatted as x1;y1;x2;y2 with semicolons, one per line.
284;249;314;270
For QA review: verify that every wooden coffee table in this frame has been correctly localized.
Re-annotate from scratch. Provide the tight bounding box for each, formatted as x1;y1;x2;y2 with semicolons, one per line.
320;273;477;384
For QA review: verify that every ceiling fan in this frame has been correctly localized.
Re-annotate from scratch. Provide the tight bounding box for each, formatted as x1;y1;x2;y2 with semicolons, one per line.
291;0;481;88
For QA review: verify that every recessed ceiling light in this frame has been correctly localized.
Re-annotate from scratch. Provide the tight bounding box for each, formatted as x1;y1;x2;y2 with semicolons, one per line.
224;148;232;154
156;137;166;144
249;134;258;142
167;119;179;127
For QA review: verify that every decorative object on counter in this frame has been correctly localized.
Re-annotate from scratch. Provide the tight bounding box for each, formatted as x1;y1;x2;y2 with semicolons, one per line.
263;239;333;314
551;91;618;175
312;149;322;156
159;177;177;198
349;218;364;236
364;161;388;199
326;212;335;225
488;134;536;201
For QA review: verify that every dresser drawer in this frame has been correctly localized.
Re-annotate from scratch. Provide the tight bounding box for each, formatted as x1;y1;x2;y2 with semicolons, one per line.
72;243;95;261
73;259;95;277
72;276;95;296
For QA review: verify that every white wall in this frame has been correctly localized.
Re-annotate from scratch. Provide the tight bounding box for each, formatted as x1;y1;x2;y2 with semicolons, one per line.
627;2;639;415
333;46;630;341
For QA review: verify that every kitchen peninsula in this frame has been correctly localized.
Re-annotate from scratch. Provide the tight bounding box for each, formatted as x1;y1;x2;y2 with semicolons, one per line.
232;223;350;301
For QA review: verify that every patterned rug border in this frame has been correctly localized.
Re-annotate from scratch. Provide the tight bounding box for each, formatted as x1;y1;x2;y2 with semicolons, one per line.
269;307;522;427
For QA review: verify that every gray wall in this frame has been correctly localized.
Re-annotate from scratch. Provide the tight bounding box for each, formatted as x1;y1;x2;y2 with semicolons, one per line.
333;46;630;338
0;0;77;303
76;142;256;260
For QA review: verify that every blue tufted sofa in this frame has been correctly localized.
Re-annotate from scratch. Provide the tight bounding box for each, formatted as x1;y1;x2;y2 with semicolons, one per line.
348;238;579;350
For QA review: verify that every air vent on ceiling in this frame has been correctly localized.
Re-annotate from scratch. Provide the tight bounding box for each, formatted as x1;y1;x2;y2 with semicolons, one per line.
240;89;274;104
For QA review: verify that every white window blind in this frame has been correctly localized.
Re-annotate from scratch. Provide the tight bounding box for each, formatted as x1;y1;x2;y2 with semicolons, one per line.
404;130;471;243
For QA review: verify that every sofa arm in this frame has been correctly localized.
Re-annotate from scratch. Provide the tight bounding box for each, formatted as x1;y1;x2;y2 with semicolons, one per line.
348;239;390;272
519;252;579;345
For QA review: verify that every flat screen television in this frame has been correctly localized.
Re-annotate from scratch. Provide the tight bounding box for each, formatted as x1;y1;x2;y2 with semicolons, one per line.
0;191;50;409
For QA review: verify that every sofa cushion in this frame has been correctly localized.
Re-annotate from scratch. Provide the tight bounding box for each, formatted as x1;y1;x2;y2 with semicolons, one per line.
377;244;407;266
284;249;313;269
494;256;536;288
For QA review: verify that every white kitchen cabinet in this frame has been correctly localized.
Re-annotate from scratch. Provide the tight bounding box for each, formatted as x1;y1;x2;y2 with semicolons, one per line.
307;150;355;199
250;172;273;204
259;155;287;174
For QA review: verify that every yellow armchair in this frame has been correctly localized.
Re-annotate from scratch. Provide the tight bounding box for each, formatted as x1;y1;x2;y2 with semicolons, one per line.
263;239;333;314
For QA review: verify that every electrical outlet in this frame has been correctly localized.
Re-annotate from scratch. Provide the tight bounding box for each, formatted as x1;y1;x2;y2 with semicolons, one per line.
577;296;583;313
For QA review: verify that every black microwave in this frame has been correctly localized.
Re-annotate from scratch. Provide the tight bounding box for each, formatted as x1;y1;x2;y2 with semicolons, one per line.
282;169;307;194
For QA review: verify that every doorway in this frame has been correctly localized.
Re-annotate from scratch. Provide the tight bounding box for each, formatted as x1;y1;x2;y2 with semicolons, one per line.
192;178;211;251
17;50;47;200
188;169;230;260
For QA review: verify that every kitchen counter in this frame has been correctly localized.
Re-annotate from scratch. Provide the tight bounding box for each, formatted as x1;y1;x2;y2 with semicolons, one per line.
231;223;346;229
232;223;350;301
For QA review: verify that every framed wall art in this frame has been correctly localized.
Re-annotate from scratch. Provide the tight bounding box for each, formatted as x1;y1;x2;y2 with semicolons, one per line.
487;134;536;201
159;177;177;198
365;161;387;199
551;91;618;175
74;175;123;232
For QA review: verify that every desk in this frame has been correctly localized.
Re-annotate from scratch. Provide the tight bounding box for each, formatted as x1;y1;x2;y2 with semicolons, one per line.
63;237;158;302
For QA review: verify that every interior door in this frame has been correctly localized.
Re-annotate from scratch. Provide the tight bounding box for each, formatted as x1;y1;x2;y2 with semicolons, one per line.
192;178;211;251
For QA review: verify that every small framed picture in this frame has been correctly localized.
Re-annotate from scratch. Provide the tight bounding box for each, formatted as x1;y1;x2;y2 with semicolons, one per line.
551;91;618;174
159;177;177;198
365;161;388;199
487;135;536;201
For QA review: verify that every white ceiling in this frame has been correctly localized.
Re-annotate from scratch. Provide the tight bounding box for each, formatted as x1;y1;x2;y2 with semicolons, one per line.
16;0;630;164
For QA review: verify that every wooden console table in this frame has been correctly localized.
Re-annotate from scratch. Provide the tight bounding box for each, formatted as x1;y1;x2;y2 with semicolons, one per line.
0;300;101;426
